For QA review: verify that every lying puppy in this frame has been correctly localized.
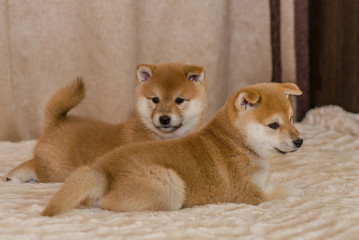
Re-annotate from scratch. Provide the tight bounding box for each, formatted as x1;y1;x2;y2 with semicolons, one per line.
42;82;303;216
7;62;207;183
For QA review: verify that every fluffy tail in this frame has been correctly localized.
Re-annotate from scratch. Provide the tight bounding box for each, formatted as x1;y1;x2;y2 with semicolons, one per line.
41;166;108;216
43;78;85;128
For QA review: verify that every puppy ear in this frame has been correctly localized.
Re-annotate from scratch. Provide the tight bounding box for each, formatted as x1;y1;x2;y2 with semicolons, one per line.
280;83;302;98
185;65;206;85
235;90;261;112
136;64;154;83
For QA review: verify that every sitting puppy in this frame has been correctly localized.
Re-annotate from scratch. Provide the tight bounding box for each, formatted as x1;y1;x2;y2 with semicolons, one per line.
42;82;303;216
6;62;207;183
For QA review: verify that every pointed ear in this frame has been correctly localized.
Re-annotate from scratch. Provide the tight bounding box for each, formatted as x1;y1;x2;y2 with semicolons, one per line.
235;90;261;112
185;65;206;85
136;64;154;83
280;83;302;98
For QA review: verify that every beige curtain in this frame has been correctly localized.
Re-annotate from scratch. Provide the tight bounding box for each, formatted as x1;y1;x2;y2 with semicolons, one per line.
0;0;288;141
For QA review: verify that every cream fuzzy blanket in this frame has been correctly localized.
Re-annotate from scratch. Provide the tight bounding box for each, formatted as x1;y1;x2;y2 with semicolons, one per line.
1;106;359;240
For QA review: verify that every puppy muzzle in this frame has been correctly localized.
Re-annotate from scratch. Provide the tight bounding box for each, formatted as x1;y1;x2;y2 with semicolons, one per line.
275;138;303;154
155;115;182;133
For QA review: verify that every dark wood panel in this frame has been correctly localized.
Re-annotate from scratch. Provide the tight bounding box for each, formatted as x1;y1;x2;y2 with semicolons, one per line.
310;0;359;112
295;0;310;120
270;0;282;83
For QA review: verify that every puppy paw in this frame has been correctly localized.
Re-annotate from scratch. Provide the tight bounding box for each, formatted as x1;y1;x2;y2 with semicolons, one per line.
5;176;21;183
6;174;39;183
6;169;39;183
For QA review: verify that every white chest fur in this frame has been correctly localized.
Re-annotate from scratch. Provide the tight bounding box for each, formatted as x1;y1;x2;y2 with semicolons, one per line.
251;156;270;191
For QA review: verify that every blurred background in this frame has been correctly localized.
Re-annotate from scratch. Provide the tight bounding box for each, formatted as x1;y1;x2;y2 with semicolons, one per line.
0;0;357;141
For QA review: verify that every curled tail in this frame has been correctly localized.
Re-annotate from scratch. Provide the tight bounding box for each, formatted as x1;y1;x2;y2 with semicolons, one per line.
42;166;108;216
44;78;85;128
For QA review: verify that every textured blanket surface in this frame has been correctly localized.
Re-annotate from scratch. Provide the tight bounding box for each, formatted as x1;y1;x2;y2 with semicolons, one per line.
1;106;358;240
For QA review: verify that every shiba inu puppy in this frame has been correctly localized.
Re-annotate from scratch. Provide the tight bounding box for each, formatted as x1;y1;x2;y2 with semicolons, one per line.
6;62;207;183
41;82;303;217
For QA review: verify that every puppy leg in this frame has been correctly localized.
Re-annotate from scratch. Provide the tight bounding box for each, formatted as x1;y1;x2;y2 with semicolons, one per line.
42;166;107;216
6;159;38;183
99;166;185;212
33;153;74;183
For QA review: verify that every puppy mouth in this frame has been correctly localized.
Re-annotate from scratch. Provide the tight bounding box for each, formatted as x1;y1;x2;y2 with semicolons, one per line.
156;123;182;132
274;147;297;155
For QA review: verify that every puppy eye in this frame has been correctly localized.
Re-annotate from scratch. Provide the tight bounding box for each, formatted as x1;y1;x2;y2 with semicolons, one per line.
268;122;280;130
152;97;160;104
175;98;184;104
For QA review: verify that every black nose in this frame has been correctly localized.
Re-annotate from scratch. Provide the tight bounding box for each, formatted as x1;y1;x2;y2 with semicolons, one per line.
293;138;303;148
159;115;171;125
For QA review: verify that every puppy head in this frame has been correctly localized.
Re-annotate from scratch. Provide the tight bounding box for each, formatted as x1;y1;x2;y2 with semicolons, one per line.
228;83;303;158
135;62;207;139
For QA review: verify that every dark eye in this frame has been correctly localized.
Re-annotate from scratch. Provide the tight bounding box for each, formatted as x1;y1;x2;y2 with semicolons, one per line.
268;122;280;129
152;97;159;104
175;98;184;104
